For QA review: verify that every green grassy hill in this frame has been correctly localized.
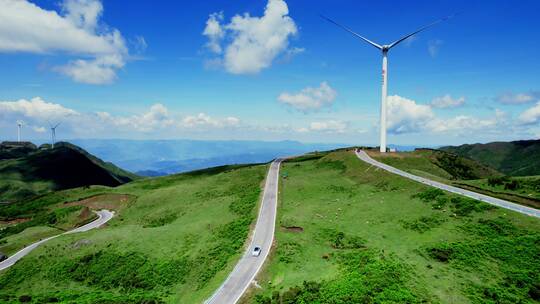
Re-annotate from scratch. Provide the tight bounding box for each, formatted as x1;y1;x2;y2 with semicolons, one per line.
440;139;540;176
0;142;138;203
370;149;540;209
369;148;499;181
249;149;540;304
0;163;267;303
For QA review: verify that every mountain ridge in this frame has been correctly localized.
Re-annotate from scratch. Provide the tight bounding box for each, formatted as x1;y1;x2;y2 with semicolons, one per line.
0;141;138;203
440;139;540;176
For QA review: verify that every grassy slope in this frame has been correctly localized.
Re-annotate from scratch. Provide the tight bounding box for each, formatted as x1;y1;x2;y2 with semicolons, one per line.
0;144;138;203
248;150;540;303
0;163;267;303
371;149;540;209
440;139;540;176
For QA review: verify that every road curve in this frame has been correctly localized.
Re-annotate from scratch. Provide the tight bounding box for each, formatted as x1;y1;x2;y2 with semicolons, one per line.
205;159;283;304
0;209;114;271
356;150;540;218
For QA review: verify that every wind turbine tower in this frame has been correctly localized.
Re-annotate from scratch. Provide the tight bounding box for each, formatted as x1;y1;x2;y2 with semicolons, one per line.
321;14;455;152
49;122;61;149
16;120;23;142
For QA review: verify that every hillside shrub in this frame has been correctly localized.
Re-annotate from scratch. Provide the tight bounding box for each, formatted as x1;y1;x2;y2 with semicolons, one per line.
412;188;444;203
143;213;178;228
278;242;302;263
401;215;446;233
258;250;428;304
487;176;509;187
48;250;190;290
449;197;494;216
426;218;540;303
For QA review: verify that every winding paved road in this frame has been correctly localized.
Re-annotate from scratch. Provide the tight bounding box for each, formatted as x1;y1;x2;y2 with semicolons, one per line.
0;209;114;271
356;150;540;218
205;159;283;304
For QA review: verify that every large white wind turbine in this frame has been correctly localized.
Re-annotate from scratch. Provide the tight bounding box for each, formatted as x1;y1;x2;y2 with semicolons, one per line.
16;120;24;142
321;14;455;152
49;122;61;149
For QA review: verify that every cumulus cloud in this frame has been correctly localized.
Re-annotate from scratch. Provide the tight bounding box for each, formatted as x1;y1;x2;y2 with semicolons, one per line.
96;103;175;132
278;82;337;113
182;113;240;128
386;95;510;136
0;97;242;139
0;0;131;84
496;91;540;105
202;0;299;74
430;94;465;108
430;115;500;133
203;12;225;54
428;39;443;57
307;120;347;133
518;102;540;125
387;95;434;134
0;97;78;121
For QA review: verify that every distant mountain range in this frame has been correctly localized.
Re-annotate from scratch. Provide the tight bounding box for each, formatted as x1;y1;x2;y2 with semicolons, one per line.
63;139;351;176
0;141;137;203
440;139;540;176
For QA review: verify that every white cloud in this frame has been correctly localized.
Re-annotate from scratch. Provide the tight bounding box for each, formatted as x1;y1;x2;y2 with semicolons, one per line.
278;82;337;113
282;46;305;62
496;91;540;105
203;12;225;54
0;0;131;84
203;0;299;74
387;95;434;134
182;113;240;128
386;95;510;136
428;39;443;57
308;120;347;133
96;103;175;132
0;97;243;140
430;94;465;108
55;53;125;85
430;115;498;133
0;97;78;121
518;101;540;125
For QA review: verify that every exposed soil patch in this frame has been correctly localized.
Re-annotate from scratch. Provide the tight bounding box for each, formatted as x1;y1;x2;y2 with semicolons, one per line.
63;193;135;211
78;206;91;220
281;226;304;232
0;218;31;226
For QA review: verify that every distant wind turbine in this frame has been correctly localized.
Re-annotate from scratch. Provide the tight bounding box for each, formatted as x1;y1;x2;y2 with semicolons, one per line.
16;120;24;142
321;14;456;152
49;122;61;149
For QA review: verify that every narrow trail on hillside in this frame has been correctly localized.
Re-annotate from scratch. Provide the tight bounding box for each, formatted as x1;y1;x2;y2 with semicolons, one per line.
205;159;283;304
356;150;540;218
0;210;114;271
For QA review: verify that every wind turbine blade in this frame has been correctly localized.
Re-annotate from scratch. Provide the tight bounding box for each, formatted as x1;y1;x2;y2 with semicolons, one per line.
387;13;459;49
320;15;382;50
54;122;61;128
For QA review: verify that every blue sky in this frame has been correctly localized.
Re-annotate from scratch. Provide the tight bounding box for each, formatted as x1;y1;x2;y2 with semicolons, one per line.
1;0;539;145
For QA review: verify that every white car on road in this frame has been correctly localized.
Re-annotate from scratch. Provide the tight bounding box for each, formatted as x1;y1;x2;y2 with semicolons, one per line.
251;246;261;257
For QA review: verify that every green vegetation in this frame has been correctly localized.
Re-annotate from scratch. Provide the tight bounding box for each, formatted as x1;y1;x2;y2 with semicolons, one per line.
249;150;540;303
371;149;540;208
0;141;138;203
0;163;267;303
454;176;540;209
370;148;498;181
440;139;540;176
